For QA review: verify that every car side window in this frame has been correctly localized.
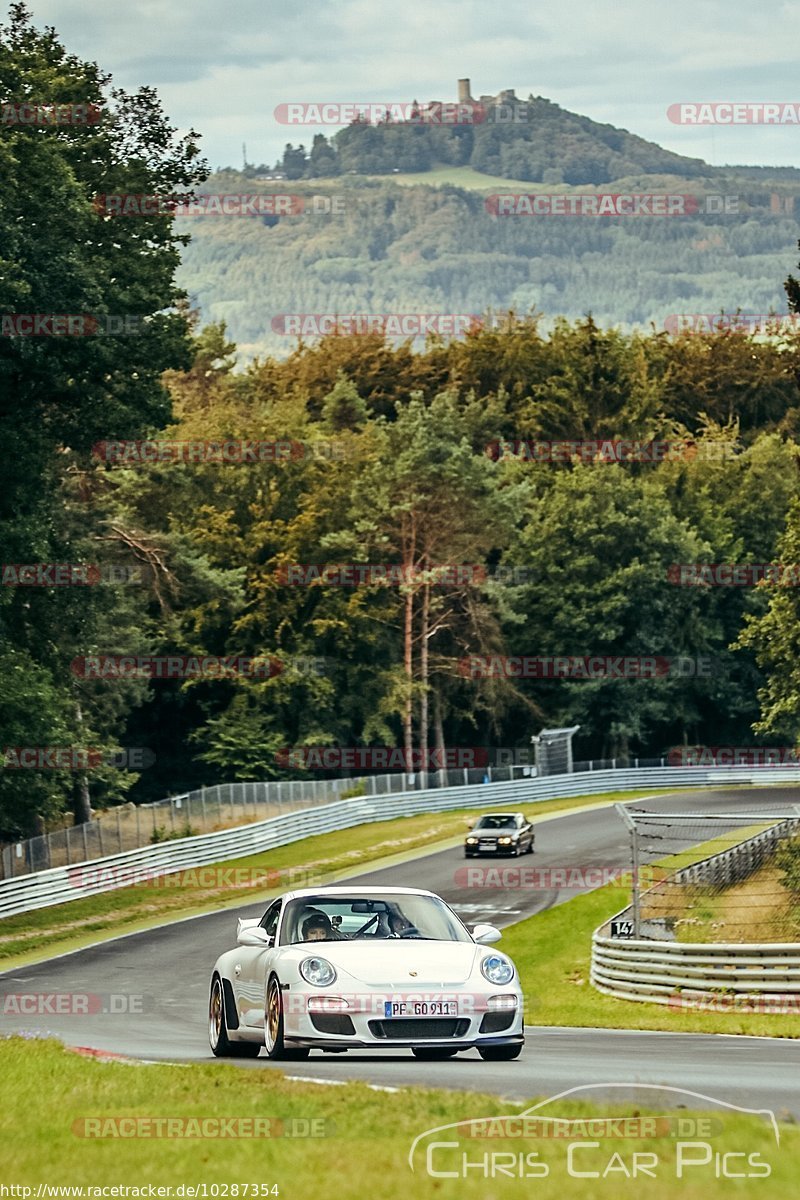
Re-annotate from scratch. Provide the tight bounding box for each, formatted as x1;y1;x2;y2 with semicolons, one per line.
260;901;281;939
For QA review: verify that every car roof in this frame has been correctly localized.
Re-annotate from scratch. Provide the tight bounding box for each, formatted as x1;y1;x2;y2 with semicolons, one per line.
280;885;438;902
477;812;520;818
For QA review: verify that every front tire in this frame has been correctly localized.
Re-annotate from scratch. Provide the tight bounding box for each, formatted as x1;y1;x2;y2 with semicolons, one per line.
478;1043;523;1061
209;976;260;1058
411;1047;458;1060
264;975;310;1061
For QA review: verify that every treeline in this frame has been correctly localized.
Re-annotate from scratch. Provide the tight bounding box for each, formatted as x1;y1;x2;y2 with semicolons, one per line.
177;174;800;358
269;97;711;184
8;308;800;835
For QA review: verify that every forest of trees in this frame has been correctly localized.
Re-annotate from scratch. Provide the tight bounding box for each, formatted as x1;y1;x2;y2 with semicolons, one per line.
6;6;800;839
176;172;800;358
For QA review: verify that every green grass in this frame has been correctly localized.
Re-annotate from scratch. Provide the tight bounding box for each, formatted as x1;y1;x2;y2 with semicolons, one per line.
364;163;543;190
0;791;664;971
361;162;725;193
1;1037;796;1197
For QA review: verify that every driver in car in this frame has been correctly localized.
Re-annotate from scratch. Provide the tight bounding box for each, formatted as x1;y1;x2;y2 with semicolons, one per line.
301;912;346;941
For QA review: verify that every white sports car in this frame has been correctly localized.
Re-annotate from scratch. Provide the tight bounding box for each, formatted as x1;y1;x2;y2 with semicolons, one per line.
209;885;524;1061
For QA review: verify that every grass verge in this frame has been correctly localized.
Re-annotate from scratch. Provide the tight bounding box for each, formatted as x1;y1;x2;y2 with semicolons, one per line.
0;791;668;971
506;824;800;1037
1;1037;796;1197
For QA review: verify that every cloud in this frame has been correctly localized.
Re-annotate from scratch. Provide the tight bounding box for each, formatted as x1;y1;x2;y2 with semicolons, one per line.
22;0;800;167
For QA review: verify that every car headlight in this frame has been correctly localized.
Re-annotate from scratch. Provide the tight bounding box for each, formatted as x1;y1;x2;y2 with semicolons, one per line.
498;837;513;845
299;956;337;986
466;837;478;845
481;954;515;985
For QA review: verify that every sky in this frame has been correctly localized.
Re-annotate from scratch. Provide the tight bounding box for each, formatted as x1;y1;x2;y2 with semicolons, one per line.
20;0;800;171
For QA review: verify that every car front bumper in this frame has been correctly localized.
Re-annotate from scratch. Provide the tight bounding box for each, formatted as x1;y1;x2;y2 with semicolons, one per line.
281;988;524;1049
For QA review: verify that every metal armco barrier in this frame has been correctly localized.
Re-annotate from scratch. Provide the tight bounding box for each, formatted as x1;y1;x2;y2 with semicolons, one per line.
3;764;800;920
592;813;800;1006
592;938;800;1007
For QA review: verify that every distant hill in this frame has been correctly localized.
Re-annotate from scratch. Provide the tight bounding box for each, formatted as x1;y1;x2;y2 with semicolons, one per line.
264;90;715;185
186;87;800;359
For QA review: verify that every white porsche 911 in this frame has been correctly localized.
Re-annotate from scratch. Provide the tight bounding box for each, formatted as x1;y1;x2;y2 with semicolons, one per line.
209;885;524;1061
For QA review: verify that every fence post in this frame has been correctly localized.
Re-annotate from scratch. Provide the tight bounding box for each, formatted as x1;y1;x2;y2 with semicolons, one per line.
615;804;640;937
201;787;207;831
97;819;104;857
82;822;89;862
65;824;71;866
117;807;123;852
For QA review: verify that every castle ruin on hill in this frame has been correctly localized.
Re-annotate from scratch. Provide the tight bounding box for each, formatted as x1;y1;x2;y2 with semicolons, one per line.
457;78;518;107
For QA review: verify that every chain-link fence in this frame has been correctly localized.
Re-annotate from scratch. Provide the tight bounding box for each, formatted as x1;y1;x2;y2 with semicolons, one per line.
612;807;800;943
0;763;538;879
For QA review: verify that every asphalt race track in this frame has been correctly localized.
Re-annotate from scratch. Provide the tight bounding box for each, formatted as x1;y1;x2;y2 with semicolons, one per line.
3;786;800;1113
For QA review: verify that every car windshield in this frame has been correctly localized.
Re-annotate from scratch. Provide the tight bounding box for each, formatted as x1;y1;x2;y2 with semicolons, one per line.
474;815;516;830
279;894;472;945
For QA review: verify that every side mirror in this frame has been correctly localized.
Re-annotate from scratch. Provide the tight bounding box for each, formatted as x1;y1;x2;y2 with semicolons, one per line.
473;923;501;944
237;927;272;947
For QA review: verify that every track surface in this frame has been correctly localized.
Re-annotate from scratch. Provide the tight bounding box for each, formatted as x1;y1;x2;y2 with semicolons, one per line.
3;787;800;1113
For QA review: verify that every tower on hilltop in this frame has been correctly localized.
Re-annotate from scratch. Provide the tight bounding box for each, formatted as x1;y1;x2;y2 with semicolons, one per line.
458;78;475;105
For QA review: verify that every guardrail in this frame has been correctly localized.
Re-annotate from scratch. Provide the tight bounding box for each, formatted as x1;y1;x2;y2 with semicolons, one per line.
0;756;674;880
2;764;799;921
592;815;800;1006
0;765;541;879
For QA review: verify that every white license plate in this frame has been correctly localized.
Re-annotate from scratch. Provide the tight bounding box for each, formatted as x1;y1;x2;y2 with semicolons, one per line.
479;844;496;851
384;1001;459;1017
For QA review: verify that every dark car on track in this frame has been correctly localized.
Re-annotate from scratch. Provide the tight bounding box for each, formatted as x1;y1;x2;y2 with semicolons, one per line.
464;812;535;857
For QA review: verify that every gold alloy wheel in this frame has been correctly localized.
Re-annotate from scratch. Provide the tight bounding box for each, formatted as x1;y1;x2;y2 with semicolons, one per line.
209;978;223;1048
265;977;281;1052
